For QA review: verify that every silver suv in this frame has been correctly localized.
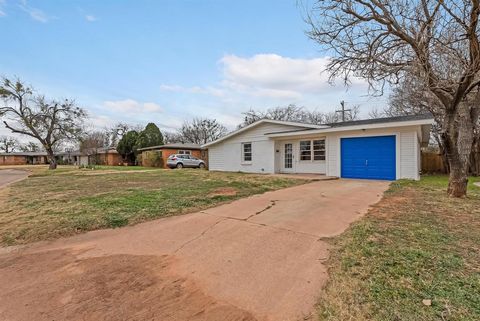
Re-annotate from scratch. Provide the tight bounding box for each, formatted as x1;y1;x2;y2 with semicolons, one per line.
167;154;206;169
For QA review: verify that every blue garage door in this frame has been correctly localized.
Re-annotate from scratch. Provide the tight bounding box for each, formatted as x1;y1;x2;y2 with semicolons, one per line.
341;136;396;180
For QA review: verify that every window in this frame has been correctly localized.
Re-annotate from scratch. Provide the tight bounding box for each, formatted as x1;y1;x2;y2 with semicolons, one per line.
242;142;252;162
178;150;191;155
299;139;326;161
299;141;311;161
313;139;326;160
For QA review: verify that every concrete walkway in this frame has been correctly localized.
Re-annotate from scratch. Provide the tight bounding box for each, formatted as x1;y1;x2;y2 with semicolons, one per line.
0;169;29;189
0;179;389;321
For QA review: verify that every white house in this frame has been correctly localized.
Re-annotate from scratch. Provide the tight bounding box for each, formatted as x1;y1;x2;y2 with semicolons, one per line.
203;115;434;180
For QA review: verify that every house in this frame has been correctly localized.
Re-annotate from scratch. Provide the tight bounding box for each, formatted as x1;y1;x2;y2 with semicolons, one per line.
60;148;123;166
137;143;203;168
0;152;49;165
202;114;434;180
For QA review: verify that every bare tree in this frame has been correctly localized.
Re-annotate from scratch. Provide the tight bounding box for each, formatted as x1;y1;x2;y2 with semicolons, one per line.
239;104;360;127
20;141;43;152
306;0;480;197
0;78;87;169
178;118;227;144
0;136;19;153
163;131;184;144
79;131;108;165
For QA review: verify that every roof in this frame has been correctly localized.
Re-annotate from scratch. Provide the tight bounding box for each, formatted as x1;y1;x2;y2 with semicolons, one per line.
137;143;202;152
328;114;434;127
265;114;434;135
202;119;328;148
0;152;48;156
265;114;434;138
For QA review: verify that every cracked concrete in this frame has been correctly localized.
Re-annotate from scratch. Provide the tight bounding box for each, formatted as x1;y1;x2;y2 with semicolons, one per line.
0;179;389;321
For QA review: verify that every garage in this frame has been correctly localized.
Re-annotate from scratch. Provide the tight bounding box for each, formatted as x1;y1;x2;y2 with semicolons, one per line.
340;135;396;180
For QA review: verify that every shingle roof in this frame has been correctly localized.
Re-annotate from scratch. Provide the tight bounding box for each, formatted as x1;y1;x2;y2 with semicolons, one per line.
264;114;434;135
137;143;202;151
0;152;48;156
327;113;433;127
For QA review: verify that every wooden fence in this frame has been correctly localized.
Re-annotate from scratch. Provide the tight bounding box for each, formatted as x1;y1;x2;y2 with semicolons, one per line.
421;151;480;175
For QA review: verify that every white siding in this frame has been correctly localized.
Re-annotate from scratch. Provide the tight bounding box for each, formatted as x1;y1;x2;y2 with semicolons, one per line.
274;139;326;174
209;123;423;180
325;126;420;180
208;123;308;173
400;131;418;179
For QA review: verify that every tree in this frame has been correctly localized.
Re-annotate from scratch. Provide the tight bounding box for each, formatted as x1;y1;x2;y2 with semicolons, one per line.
135;123;164;149
104;122;130;148
116;130;138;163
0;136;19;153
0;78;87;169
239;104;360;127
306;0;480;197
163;131;184;144
178;118;227;144
20;141;42;152
79;131;108;165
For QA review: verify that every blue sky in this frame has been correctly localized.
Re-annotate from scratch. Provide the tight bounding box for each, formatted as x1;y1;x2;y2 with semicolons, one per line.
0;0;387;139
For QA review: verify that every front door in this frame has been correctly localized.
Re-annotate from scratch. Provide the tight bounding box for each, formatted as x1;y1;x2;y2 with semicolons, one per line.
282;142;295;172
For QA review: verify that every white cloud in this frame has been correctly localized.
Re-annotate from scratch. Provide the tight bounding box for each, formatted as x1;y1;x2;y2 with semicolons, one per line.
103;99;163;114
19;0;49;23
220;54;367;99
85;14;97;22
0;0;6;17
162;54;367;102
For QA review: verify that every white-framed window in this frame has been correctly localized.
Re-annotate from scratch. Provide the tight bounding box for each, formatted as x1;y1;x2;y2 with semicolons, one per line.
299;139;326;161
299;140;312;161
242;142;252;162
178;150;191;155
313;139;326;160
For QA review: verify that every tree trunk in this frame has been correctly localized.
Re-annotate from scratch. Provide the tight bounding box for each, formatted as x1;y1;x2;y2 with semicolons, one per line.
446;156;469;197
46;149;57;170
442;102;475;197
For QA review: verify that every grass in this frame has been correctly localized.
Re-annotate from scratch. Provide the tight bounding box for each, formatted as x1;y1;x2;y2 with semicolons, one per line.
317;175;480;321
0;166;306;245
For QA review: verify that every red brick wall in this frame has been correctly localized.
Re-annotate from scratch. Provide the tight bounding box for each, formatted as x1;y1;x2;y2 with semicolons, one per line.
105;153;123;166
160;149;202;168
0;155;28;165
141;149;202;168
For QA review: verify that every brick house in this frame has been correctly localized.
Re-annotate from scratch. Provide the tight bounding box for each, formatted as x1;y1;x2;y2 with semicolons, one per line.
61;148;123;166
0;152;49;165
137;143;203;168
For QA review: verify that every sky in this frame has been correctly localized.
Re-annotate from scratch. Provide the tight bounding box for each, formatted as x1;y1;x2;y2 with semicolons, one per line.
0;0;389;141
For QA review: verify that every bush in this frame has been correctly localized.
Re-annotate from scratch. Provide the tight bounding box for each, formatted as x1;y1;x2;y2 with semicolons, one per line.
141;151;164;167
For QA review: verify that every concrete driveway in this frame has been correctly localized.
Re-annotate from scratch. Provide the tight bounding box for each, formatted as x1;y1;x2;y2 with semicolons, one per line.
0;169;29;189
0;179;389;321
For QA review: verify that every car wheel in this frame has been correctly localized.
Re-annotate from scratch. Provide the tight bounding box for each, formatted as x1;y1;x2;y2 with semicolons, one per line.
176;163;183;169
199;163;205;169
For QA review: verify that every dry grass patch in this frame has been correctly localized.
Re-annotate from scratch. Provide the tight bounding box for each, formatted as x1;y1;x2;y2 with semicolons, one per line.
317;176;480;321
0;168;306;245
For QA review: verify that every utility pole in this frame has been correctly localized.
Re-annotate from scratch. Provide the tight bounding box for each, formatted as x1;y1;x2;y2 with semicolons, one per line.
336;100;352;122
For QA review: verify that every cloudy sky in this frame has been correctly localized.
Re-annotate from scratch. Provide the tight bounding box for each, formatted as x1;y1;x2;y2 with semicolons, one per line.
0;0;388;140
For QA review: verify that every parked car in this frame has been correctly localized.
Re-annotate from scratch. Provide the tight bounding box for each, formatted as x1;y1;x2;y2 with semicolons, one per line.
167;154;206;169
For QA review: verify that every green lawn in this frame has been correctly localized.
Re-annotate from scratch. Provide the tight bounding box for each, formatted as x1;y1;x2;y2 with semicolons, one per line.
318;175;480;321
0;167;306;245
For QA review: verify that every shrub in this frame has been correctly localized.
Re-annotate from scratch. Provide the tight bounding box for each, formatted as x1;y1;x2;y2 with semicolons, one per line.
142;151;164;167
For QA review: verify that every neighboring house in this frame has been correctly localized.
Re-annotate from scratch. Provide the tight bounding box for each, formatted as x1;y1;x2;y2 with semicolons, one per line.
0;148;122;166
137;143;203;168
60;148;123;166
203;115;434;180
0;152;49;165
